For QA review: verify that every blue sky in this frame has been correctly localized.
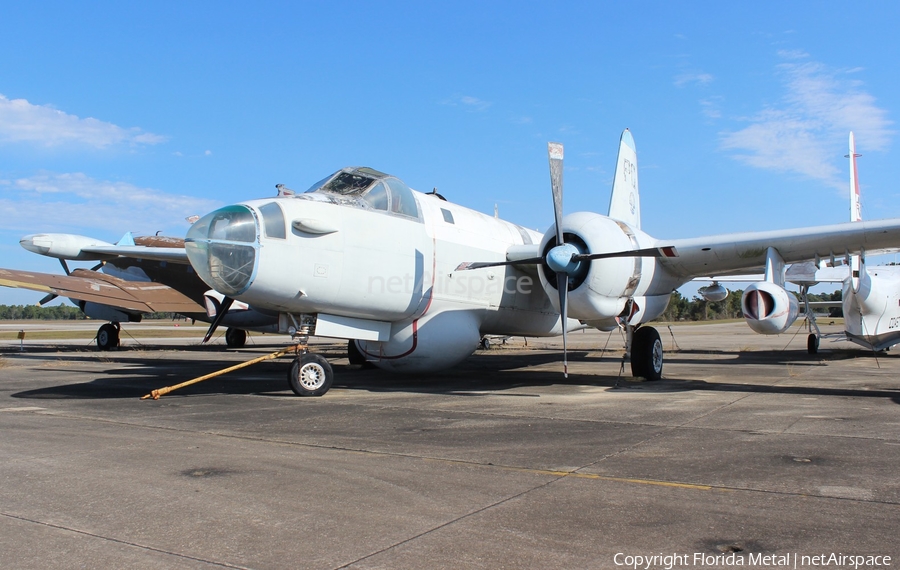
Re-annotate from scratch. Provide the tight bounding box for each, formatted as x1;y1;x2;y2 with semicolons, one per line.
2;1;899;305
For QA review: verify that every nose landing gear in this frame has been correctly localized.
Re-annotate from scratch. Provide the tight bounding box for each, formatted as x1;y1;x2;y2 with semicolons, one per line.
287;353;334;397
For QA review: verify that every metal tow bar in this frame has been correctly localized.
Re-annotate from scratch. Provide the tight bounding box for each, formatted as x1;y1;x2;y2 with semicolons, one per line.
141;344;306;400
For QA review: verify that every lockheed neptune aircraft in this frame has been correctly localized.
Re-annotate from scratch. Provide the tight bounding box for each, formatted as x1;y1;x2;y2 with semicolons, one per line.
177;129;900;395
6;130;900;396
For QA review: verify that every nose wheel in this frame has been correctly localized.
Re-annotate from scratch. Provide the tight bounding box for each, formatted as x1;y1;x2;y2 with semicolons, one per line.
287;353;334;397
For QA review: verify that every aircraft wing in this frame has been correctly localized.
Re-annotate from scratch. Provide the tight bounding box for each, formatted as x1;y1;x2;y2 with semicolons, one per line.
659;218;900;279
784;262;850;284
80;245;189;264
694;263;850;285
0;267;205;313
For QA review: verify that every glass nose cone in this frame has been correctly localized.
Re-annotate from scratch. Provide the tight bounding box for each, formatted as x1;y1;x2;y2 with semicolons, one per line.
185;205;259;296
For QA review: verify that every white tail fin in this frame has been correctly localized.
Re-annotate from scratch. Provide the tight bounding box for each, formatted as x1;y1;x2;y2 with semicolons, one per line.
847;131;864;291
608;129;640;229
849;131;862;222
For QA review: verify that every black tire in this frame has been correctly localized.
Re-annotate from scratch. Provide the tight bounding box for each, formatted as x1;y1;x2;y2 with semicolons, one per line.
807;333;819;355
347;340;366;365
480;337;491;350
287;354;334;397
97;323;119;350
631;326;663;381
225;328;247;348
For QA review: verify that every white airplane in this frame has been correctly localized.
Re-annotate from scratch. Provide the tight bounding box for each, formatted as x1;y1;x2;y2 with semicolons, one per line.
697;132;900;354
783;132;900;353
176;129;900;396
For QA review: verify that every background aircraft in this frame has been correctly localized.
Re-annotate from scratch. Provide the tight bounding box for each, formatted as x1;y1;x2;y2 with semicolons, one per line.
0;232;277;348
177;130;900;396
698;132;900;354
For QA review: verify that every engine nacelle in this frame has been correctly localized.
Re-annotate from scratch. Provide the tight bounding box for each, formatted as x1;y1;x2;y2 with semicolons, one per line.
741;282;799;335
698;283;729;302
80;301;141;323
537;212;652;321
20;233;113;260
624;295;672;326
355;308;481;373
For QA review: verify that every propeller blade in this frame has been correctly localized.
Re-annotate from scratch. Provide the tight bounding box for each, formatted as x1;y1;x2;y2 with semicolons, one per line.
557;272;568;378
455;257;543;271
202;296;234;343
38;293;58;306
548;142;565;246
58;259;71;276
571;245;678;263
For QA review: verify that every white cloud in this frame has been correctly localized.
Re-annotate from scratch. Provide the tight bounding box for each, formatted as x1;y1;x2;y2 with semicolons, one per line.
0;172;221;236
674;72;713;87
0;94;167;148
720;55;893;189
441;94;492;112
700;98;722;119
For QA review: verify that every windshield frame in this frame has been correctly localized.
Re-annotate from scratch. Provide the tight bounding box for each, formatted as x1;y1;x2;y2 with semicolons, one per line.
302;167;421;221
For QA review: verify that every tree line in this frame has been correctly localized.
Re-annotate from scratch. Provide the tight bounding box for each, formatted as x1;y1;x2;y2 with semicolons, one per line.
0;305;181;321
661;289;842;322
0;289;842;322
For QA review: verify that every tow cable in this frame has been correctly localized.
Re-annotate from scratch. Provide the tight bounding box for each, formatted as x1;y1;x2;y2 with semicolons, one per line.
141;343;306;400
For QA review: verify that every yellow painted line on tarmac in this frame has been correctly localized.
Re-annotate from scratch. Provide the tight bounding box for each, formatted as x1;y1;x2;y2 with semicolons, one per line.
424;457;718;491
513;467;716;491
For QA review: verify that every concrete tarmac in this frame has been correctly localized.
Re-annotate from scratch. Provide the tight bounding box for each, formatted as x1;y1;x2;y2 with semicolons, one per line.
0;322;898;569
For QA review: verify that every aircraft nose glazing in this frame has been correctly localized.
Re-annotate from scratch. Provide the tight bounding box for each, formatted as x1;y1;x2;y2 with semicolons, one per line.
185;205;260;296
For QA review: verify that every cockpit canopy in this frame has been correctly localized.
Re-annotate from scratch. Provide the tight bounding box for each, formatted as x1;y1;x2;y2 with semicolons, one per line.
304;167;419;219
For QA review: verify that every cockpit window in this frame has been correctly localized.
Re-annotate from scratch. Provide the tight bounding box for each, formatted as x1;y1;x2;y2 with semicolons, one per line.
303;167;420;220
386;178;418;218
363;181;389;211
201;205;257;243
305;167;389;196
259;202;286;239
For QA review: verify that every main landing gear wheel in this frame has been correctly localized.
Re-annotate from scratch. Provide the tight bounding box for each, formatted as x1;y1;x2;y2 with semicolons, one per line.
631;326;663;381
807;333;819;355
287;354;334;397
96;323;120;351
347;339;366;365
225;328;247;348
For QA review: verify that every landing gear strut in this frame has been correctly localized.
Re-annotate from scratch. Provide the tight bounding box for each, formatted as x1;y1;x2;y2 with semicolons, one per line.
800;285;821;355
96;323;120;350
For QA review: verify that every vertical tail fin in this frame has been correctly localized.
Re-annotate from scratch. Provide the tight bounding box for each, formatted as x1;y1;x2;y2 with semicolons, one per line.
847;131;864;291
848;131;862;222
608;129;641;229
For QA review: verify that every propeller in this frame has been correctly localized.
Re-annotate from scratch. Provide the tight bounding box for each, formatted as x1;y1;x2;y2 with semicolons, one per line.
39;260;105;306
202;296;234;343
546;143;570;377
455;142;678;377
